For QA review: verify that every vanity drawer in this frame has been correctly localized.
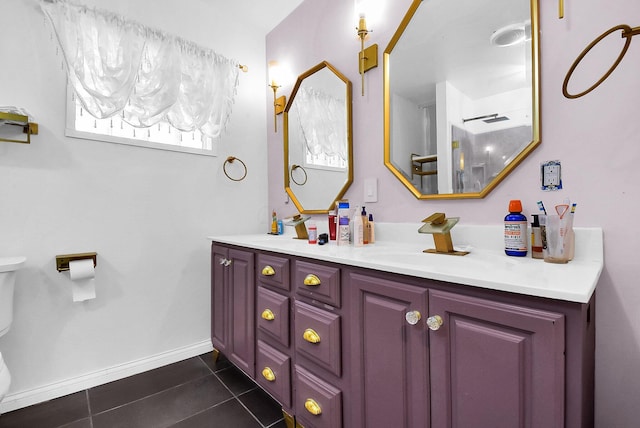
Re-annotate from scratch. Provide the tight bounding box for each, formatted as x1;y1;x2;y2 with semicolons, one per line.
257;286;290;347
294;300;341;376
294;260;341;307
256;341;291;408
294;365;342;428
258;253;290;291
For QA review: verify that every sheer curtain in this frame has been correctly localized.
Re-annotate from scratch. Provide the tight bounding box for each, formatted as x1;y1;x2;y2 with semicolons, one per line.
294;86;347;161
40;0;240;145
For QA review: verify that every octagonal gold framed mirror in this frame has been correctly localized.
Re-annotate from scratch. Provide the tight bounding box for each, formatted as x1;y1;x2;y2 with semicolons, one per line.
384;0;540;199
284;61;353;214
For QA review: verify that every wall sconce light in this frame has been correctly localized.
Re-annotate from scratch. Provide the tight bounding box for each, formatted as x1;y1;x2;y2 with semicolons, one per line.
355;11;379;96
268;60;287;132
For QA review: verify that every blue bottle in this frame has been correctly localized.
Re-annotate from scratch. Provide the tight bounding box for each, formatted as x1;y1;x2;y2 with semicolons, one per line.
504;200;528;257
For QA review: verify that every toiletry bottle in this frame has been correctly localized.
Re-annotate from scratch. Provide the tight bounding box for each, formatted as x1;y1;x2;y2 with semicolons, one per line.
564;208;575;261
361;206;369;244
531;214;543;259
352;207;364;247
368;213;375;243
504;200;528;256
328;209;337;241
271;210;278;234
308;221;317;244
277;219;284;235
337;201;350;246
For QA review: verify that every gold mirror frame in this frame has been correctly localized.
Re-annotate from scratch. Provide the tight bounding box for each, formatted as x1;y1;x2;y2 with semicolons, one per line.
383;0;540;199
284;61;353;214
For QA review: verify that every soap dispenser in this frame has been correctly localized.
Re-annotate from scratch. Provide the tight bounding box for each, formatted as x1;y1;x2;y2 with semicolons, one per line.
361;206;369;244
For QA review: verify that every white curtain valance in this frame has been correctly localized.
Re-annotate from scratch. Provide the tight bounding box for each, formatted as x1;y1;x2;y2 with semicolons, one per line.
294;86;347;161
40;0;239;141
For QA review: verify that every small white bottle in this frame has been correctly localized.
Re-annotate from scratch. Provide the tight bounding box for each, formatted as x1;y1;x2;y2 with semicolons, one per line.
308;221;317;244
352;207;364;247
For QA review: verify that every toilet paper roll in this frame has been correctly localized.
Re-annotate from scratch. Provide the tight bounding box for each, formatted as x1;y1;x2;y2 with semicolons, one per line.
68;259;96;302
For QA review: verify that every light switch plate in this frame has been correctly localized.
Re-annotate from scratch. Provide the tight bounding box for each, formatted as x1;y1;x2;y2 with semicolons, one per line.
364;178;378;202
541;160;562;191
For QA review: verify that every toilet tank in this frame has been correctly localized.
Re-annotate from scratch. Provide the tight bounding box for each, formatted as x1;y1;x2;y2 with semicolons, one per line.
0;257;26;337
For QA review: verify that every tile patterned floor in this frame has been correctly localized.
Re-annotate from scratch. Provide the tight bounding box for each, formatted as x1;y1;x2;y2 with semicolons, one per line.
0;352;286;428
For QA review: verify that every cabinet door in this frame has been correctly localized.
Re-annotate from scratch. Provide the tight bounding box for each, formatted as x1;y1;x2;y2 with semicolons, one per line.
211;244;255;377
228;248;255;376
428;289;565;428
211;244;229;355
347;272;429;428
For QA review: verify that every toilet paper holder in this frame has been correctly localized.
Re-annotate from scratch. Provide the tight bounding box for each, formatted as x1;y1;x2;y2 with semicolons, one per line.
56;252;97;272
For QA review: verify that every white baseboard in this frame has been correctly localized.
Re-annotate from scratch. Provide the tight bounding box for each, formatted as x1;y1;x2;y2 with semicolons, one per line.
0;340;213;414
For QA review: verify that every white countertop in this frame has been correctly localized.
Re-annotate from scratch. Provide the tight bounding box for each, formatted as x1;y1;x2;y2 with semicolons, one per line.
208;223;603;304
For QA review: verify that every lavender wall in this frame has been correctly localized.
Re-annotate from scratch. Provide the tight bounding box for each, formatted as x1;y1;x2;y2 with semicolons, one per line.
267;0;640;426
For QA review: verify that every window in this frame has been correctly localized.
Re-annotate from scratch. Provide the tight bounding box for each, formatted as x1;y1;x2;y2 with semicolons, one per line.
65;88;217;156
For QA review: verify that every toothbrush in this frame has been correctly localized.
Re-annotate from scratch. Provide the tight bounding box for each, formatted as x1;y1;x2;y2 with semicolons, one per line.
537;200;547;215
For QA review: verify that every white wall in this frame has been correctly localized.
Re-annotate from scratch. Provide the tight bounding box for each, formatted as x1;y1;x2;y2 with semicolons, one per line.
0;0;270;411
267;0;640;426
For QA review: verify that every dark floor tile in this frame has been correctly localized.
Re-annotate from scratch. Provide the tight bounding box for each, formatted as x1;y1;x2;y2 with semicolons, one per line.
199;351;231;373
215;366;257;396
89;356;211;414
59;418;92;428
0;391;88;428
265;419;288;428
169;399;261;428
238;387;284;427
92;374;232;428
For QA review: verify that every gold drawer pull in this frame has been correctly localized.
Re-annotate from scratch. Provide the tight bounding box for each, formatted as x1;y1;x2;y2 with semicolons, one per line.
262;367;276;382
303;328;321;344
305;398;322;415
261;265;276;276
303;273;321;286
261;309;275;321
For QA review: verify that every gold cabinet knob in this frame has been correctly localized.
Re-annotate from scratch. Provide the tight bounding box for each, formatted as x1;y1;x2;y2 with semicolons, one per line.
261;309;275;321
304;398;322;415
405;310;422;325
261;265;275;276
261;367;276;382
426;315;443;331
303;273;321;286
303;328;321;344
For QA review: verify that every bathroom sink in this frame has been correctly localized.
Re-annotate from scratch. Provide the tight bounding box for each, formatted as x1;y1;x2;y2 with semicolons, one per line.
0;257;26;273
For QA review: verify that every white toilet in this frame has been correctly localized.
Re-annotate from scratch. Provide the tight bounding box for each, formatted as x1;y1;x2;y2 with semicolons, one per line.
0;256;26;405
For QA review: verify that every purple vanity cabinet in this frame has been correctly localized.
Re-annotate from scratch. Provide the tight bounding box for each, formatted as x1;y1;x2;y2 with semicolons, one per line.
210;241;596;428
211;244;255;377
428;289;565;428
255;253;294;415
345;267;594;428
346;271;430;428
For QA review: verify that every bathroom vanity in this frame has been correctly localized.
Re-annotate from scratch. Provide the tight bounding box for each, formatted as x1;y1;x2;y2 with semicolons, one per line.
209;224;602;428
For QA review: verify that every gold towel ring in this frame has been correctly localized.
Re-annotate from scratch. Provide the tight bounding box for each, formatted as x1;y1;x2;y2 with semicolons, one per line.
563;25;639;99
291;164;308;186
223;156;247;182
